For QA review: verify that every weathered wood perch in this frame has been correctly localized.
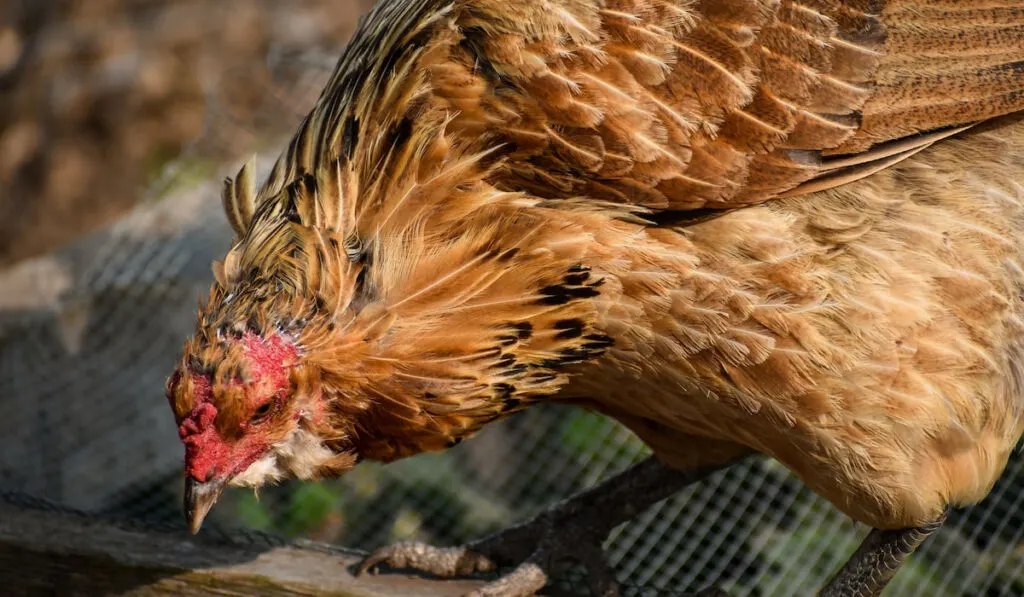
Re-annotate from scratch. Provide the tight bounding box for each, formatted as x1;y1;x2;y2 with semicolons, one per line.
0;500;560;597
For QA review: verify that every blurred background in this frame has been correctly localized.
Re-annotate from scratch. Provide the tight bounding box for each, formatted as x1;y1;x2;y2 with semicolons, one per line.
1;1;1023;596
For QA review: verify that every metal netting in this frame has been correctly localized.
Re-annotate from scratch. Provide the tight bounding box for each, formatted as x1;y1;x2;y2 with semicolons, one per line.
3;2;1024;596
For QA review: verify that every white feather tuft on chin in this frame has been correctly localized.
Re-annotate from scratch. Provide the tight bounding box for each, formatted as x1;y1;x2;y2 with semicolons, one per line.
229;427;337;488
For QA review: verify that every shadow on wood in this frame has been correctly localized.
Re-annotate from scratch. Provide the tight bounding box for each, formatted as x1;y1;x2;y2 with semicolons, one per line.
0;500;561;596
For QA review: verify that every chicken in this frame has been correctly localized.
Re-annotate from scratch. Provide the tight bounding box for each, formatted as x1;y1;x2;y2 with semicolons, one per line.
166;0;1024;595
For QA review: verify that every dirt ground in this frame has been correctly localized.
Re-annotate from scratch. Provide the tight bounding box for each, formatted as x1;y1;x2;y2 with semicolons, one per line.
0;0;371;269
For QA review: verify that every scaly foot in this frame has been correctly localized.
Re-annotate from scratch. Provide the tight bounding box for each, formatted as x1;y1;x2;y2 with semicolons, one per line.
357;456;733;597
819;511;946;597
359;502;618;596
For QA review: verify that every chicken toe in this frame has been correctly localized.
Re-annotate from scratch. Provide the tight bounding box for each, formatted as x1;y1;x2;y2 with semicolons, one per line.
358;542;499;578
357;456;731;596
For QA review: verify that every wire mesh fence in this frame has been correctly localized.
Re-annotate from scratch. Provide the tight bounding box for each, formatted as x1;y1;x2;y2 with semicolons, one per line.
2;2;1024;596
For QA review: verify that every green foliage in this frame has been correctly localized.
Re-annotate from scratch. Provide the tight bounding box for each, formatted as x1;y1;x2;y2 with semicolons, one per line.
145;153;219;201
233;489;274;532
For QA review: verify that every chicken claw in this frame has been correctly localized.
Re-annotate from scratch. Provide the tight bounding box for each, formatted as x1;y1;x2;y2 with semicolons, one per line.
358;542;499;578
358;505;619;596
357;457;731;597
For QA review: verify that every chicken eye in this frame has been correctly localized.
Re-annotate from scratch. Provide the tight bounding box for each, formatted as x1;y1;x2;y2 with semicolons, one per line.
250;402;273;423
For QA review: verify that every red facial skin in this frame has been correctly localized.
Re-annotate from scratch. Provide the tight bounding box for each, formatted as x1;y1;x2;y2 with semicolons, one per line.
172;333;298;482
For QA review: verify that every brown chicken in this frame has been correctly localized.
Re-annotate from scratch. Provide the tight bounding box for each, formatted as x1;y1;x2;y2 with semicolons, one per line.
166;1;1024;595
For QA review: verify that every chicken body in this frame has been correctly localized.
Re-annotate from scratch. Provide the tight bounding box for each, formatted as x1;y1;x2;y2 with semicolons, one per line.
167;0;1024;592
572;117;1024;530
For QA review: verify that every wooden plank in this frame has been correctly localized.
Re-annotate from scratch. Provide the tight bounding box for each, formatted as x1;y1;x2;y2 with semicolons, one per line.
0;502;556;597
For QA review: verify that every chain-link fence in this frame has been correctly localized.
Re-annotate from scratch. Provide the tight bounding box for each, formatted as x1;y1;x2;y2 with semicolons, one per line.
2;2;1024;596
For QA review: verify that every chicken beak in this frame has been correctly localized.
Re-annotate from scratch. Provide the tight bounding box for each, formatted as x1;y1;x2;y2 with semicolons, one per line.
184;476;227;535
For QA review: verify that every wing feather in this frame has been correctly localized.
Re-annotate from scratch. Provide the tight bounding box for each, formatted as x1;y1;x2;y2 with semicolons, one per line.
428;0;1024;218
236;0;1024;234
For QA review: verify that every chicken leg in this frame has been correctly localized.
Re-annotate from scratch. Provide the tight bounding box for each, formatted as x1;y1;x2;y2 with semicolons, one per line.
357;456;732;597
819;513;945;597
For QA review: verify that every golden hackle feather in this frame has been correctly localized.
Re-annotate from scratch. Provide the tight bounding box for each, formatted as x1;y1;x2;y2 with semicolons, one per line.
221;154;257;239
181;0;1024;528
193;5;619;458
